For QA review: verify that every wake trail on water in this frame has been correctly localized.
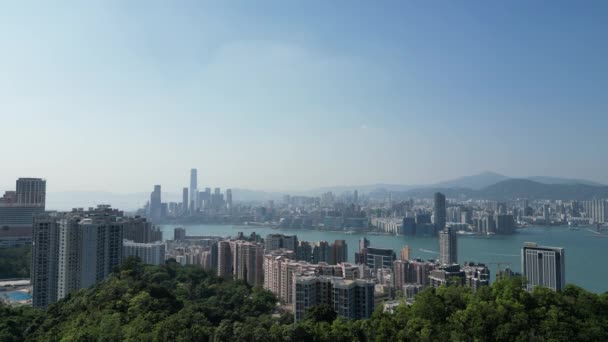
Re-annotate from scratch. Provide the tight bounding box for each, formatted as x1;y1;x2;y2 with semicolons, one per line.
419;248;438;254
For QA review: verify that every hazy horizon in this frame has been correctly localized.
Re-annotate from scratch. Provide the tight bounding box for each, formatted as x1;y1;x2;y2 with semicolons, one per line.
2;1;607;193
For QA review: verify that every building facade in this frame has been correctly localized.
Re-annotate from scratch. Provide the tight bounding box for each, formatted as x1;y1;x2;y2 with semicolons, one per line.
521;242;565;291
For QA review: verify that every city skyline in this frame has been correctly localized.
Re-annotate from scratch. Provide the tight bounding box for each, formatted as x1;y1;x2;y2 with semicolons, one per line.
2;1;608;192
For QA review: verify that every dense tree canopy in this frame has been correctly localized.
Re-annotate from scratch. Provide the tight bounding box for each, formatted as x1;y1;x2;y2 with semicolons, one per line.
2;258;607;341
0;245;31;279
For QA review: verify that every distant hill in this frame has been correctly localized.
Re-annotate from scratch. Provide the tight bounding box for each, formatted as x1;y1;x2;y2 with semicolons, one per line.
384;179;608;201
477;179;608;201
526;176;604;186
310;172;605;197
433;171;509;190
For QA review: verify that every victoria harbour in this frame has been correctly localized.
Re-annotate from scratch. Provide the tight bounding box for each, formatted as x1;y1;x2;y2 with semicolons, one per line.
161;224;608;293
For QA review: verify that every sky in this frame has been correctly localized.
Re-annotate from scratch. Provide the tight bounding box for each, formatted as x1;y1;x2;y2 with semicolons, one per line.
1;1;607;194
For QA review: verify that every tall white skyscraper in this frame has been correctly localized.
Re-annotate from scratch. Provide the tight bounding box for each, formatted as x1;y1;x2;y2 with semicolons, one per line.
190;168;198;210
521;242;565;291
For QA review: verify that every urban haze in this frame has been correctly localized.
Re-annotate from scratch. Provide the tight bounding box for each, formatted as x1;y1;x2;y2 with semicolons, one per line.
1;2;607;341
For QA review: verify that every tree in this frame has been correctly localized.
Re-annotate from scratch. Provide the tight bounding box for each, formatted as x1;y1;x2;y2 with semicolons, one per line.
304;304;338;324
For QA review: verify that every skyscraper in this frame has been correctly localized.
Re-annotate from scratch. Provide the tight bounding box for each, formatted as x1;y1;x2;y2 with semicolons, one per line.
190;169;198;210
438;227;457;265
182;187;188;214
433;192;446;232
226;189;233;208
521;242;565;291
149;185;162;222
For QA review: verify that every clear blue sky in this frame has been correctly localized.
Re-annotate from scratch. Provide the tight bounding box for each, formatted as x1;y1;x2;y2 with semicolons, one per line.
1;1;607;193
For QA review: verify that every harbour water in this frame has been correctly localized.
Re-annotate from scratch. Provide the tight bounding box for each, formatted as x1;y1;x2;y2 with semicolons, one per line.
160;224;608;293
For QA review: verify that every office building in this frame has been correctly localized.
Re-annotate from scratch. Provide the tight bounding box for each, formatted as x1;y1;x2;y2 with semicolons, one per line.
123;240;166;265
434;192;446;231
439;227;457;265
521;242;565;291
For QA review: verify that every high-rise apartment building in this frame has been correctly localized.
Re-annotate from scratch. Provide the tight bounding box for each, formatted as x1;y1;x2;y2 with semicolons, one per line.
393;258;437;289
463;262;490;291
123;216;162;243
333;240;348;265
296;241;312;262
263;249;296;302
438;227;457;265
433;192;446;232
217;241;232;278
521;242;565;291
293;275;375;322
31;206;125;308
400;245;411;261
582;199;607;224
123;240;165;265
265;234;298;252
31;214;60;308
229;240;264;286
